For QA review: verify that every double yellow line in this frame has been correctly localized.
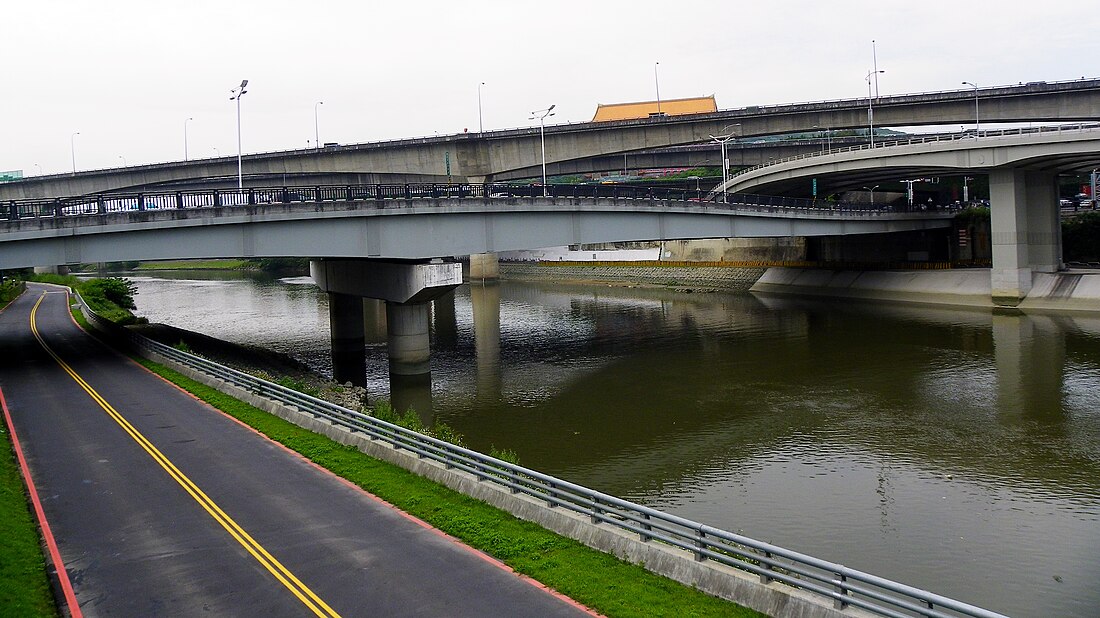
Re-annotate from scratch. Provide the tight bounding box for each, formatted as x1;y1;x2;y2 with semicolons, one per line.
30;293;341;618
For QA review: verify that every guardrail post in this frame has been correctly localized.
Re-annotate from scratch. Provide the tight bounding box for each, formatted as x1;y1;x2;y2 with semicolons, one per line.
759;551;773;583
314;186;322;202
833;571;850;610
694;529;707;562
176;192;184;209
213;190;221;207
546;482;556;507
54;198;62;217
639;513;652;542
248;188;256;205
345;186;353;201
7;201;16;220
590;497;602;524
96;195;105;214
137;193;145;211
404;184;411;200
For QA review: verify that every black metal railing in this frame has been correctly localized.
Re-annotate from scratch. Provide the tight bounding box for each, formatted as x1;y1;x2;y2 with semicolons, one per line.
3;182;959;224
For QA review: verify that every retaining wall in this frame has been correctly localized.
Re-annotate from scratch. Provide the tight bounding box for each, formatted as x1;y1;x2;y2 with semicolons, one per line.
501;262;767;291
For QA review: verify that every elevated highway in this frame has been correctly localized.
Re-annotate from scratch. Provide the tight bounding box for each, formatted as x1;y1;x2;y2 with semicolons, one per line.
4;78;1099;200
715;126;1100;304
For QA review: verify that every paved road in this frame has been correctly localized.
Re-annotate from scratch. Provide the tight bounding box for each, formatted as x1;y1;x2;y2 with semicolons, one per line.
0;284;592;617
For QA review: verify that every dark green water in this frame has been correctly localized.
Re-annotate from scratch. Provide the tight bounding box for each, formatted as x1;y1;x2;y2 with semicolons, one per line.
130;271;1100;618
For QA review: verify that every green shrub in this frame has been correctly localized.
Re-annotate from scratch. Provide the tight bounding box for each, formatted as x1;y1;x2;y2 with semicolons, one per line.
1064;211;1100;262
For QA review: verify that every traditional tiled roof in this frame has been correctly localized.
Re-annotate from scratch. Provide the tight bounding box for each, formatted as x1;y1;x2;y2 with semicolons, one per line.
592;96;717;121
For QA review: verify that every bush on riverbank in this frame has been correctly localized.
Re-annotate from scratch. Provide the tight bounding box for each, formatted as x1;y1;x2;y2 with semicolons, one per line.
24;274;144;324
1064;211;1100;262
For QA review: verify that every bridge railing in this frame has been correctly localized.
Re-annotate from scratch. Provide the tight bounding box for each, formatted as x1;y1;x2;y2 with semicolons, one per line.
3;182;954;224
727;122;1100;183
71;291;1005;618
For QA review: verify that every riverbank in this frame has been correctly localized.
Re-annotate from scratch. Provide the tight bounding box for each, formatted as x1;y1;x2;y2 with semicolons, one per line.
500;262;767;292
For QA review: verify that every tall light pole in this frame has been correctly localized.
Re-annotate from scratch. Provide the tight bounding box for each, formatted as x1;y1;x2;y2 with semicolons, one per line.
478;82;486;135
863;185;880;206
708;123;740;203
529;105;556;197
184;117;193;161
866;69;885;147
70;132;80;175
314;101;324;149
654;61;662;116
230;79;249;189
118;155;126;167
962;81;979;136
872;39;881;100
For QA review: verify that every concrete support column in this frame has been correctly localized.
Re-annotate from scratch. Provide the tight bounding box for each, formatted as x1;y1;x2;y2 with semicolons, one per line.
469;252;500;281
328;292;366;386
1024;171;1062;273
386;302;431;375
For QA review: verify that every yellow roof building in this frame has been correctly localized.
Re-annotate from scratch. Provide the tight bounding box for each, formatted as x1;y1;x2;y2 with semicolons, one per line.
591;95;717;122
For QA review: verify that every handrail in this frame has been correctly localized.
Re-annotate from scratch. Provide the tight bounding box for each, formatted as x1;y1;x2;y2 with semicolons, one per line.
71;291;1007;618
2;182;959;224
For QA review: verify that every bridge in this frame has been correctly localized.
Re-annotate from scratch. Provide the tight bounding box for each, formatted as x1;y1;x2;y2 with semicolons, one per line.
1;183;952;383
4;78;1099;200
715;126;1100;305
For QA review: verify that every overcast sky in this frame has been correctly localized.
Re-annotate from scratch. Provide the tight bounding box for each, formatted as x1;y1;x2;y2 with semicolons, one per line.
3;0;1098;176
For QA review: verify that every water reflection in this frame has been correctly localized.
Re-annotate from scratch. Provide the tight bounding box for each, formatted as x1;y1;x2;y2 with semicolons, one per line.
128;272;1100;617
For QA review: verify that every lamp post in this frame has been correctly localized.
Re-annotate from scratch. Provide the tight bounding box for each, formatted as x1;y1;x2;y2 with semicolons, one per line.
314;101;324;149
962;81;979;136
708;123;740;203
70;132;80;175
229;79;249;189
863;185;880;206
654;61;662;116
529;105;556;197
118;155;126;167
866;69;885;147
213;147;220;158
478;82;486;135
184;117;193;160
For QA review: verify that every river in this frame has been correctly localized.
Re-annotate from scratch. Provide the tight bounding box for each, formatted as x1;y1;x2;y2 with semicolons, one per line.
126;269;1100;618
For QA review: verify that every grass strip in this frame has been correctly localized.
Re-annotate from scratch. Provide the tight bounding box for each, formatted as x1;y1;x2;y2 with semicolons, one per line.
133;356;762;618
0;423;60;616
134;259;254;271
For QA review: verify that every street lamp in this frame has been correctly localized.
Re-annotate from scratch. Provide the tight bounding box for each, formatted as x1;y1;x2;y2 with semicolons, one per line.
529;105;556;197
477;82;486;135
118;155;126;167
654;61;662;116
863;185;880;206
708;123;740;203
184;117;193;161
229;79;249;190
213;147;220;158
70;132;80;174
962;81;979;136
314;101;324;149
866;70;885;147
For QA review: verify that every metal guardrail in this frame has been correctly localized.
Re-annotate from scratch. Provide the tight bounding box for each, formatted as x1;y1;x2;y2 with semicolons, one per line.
3;182;958;224
70;292;1007;618
729;123;1100;181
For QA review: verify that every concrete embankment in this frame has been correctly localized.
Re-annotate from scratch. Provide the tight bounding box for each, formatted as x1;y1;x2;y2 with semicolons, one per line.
501;262;767;292
751;267;1100;312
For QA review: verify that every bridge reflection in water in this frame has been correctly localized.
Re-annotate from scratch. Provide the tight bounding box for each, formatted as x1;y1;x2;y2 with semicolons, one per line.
127;271;1100;618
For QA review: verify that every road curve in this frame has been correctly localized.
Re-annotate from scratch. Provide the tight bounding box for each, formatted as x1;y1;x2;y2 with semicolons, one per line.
0;284;593;617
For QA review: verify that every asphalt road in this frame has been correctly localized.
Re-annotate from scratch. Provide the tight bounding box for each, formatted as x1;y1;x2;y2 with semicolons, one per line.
0;284;592;617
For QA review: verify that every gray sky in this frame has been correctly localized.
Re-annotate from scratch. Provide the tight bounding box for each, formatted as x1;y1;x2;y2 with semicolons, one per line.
3;0;1098;176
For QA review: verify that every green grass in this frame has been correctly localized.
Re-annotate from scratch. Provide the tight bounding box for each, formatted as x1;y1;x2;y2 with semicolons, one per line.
134;259;255;271
0;425;60;616
133;357;762;617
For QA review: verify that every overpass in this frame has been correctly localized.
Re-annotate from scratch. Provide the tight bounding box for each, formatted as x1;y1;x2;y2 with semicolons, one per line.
4;78;1100;200
716;126;1100;305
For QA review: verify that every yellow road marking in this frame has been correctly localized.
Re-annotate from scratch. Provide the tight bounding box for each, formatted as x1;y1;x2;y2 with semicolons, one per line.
30;293;342;618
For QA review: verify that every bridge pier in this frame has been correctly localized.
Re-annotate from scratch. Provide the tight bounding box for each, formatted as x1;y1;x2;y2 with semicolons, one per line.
989;169;1062;306
469;252;500;281
312;259;462;384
